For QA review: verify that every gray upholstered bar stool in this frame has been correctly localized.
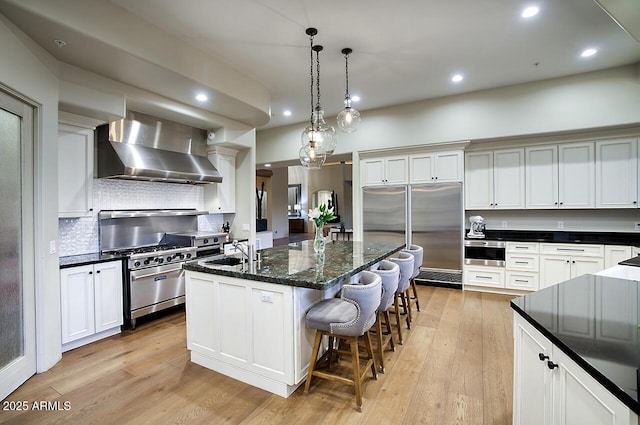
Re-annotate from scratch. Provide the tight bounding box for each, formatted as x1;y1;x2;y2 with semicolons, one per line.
370;259;400;373
389;251;414;342
304;271;382;411
403;244;423;315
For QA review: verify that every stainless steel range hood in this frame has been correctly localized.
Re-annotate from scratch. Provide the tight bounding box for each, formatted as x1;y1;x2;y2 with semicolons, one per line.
97;112;222;184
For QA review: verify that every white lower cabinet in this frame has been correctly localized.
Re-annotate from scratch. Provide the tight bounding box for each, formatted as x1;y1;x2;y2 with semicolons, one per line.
185;270;328;397
604;245;633;268
463;265;505;289
539;244;604;289
60;260;123;351
513;314;638;425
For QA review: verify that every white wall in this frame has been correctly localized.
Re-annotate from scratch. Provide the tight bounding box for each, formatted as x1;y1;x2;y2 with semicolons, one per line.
256;64;640;164
0;14;61;371
270;167;289;240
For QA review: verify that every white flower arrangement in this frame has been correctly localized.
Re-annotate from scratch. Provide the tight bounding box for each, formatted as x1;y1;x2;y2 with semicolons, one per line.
308;203;336;227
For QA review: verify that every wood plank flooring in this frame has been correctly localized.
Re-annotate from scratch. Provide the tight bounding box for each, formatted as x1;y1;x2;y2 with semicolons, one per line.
0;286;515;425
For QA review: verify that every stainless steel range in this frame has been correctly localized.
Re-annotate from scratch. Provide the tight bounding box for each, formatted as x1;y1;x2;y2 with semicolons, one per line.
99;209;209;329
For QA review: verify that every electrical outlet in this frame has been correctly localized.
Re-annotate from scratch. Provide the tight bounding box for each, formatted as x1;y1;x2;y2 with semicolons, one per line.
635;222;640;231
260;291;274;303
557;221;564;229
501;221;508;228
49;240;56;254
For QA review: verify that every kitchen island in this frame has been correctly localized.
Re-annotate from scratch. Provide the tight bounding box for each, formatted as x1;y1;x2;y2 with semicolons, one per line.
182;240;404;397
511;267;640;424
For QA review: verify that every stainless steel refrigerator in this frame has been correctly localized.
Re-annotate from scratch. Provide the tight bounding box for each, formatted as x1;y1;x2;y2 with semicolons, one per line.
363;183;463;284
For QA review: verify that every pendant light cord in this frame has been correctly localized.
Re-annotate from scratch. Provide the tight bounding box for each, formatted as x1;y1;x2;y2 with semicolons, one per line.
344;51;350;100
309;33;315;128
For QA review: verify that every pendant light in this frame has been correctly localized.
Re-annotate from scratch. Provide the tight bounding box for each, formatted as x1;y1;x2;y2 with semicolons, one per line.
299;28;336;169
336;48;361;133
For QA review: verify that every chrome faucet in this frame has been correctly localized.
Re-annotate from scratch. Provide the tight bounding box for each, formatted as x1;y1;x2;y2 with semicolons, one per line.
232;240;255;272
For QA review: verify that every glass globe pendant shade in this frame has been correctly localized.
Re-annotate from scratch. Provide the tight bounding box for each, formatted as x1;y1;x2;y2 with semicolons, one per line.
299;142;326;169
337;103;361;133
301;109;337;156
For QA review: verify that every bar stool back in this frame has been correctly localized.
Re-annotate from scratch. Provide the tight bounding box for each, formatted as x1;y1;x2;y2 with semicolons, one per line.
403;245;423;314
389;252;414;343
371;260;399;372
304;271;382;411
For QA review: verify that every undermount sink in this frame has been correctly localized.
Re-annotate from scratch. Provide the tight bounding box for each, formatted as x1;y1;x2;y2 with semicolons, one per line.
204;256;243;266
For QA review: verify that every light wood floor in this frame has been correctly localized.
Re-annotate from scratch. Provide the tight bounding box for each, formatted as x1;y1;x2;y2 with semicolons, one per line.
0;286;515;425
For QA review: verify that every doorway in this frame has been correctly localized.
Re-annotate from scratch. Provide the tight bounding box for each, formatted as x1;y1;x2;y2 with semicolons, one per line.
0;87;36;400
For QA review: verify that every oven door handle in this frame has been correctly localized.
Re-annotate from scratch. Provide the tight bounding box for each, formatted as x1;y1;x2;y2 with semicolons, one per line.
132;267;183;280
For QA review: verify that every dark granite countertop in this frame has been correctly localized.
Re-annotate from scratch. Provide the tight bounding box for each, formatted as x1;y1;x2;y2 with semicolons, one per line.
59;253;124;269
183;240;405;290
620;256;640;267
511;274;640;415
467;229;639;246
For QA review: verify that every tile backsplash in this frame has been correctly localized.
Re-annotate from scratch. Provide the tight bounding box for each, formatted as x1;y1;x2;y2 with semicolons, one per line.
58;179;225;256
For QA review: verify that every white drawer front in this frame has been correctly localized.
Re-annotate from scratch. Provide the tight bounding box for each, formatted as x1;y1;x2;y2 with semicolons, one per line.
540;243;603;257
506;271;538;291
506;242;539;253
464;266;505;288
506;254;539;271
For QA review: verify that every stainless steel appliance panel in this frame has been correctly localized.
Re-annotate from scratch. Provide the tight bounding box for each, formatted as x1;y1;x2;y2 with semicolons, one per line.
410;183;463;271
129;263;185;312
362;186;407;246
464;240;506;267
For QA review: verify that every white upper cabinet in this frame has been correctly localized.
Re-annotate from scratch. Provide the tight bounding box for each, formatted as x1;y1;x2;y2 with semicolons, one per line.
465;149;524;209
526;142;595;209
526;145;559;208
204;147;237;213
465;151;493;208
58;124;94;217
595;138;638;208
558;142;595;208
361;155;408;186
409;150;463;183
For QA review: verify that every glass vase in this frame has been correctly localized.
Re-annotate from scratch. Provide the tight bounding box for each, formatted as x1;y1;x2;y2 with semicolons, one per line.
313;222;325;254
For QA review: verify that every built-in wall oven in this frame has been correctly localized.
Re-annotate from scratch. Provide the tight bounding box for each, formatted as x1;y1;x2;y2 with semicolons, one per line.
464;240;506;267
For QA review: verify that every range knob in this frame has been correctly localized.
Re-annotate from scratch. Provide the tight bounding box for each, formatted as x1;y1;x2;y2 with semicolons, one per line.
203;239;209;244
166;255;173;262
176;253;185;260
157;258;164;264
143;259;150;265
186;253;192;259
134;261;141;267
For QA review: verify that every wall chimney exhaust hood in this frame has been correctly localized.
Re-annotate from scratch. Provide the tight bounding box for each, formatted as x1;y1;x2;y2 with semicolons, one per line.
97;112;223;184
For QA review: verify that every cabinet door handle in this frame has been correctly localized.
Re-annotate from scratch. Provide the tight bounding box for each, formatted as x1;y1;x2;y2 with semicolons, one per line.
88;271;93;275
538;353;549;361
566;260;570;263
514;261;529;264
96;270;101;273
557;248;584;252
514;246;528;249
476;275;492;279
547;361;559;370
515;279;528;283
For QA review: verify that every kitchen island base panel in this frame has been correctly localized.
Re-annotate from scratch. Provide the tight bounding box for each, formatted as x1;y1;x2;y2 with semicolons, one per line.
190;351;302;398
186;271;340;398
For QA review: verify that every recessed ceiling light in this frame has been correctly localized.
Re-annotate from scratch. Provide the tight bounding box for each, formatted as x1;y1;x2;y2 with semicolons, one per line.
283;110;292;117
581;48;597;58
522;6;539;18
264;163;272;167
195;93;208;102
451;74;464;83
351;95;361;102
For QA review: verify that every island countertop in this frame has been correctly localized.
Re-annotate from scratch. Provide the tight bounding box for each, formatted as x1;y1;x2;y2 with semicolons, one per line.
183;240;404;290
511;274;640;415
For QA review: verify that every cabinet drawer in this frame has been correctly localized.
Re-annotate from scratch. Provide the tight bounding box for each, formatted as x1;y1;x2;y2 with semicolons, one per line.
507;254;539;271
506;242;539;253
540;243;603;257
506;271;538;291
464;266;505;288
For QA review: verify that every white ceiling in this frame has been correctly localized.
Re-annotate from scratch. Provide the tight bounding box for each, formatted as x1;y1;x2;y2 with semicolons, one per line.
3;0;640;130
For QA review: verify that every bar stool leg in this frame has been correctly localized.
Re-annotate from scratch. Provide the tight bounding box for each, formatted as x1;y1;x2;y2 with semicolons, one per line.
350;336;363;411
393;294;404;344
383;311;395;352
411;277;421;311
374;313;385;373
305;330;323;393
